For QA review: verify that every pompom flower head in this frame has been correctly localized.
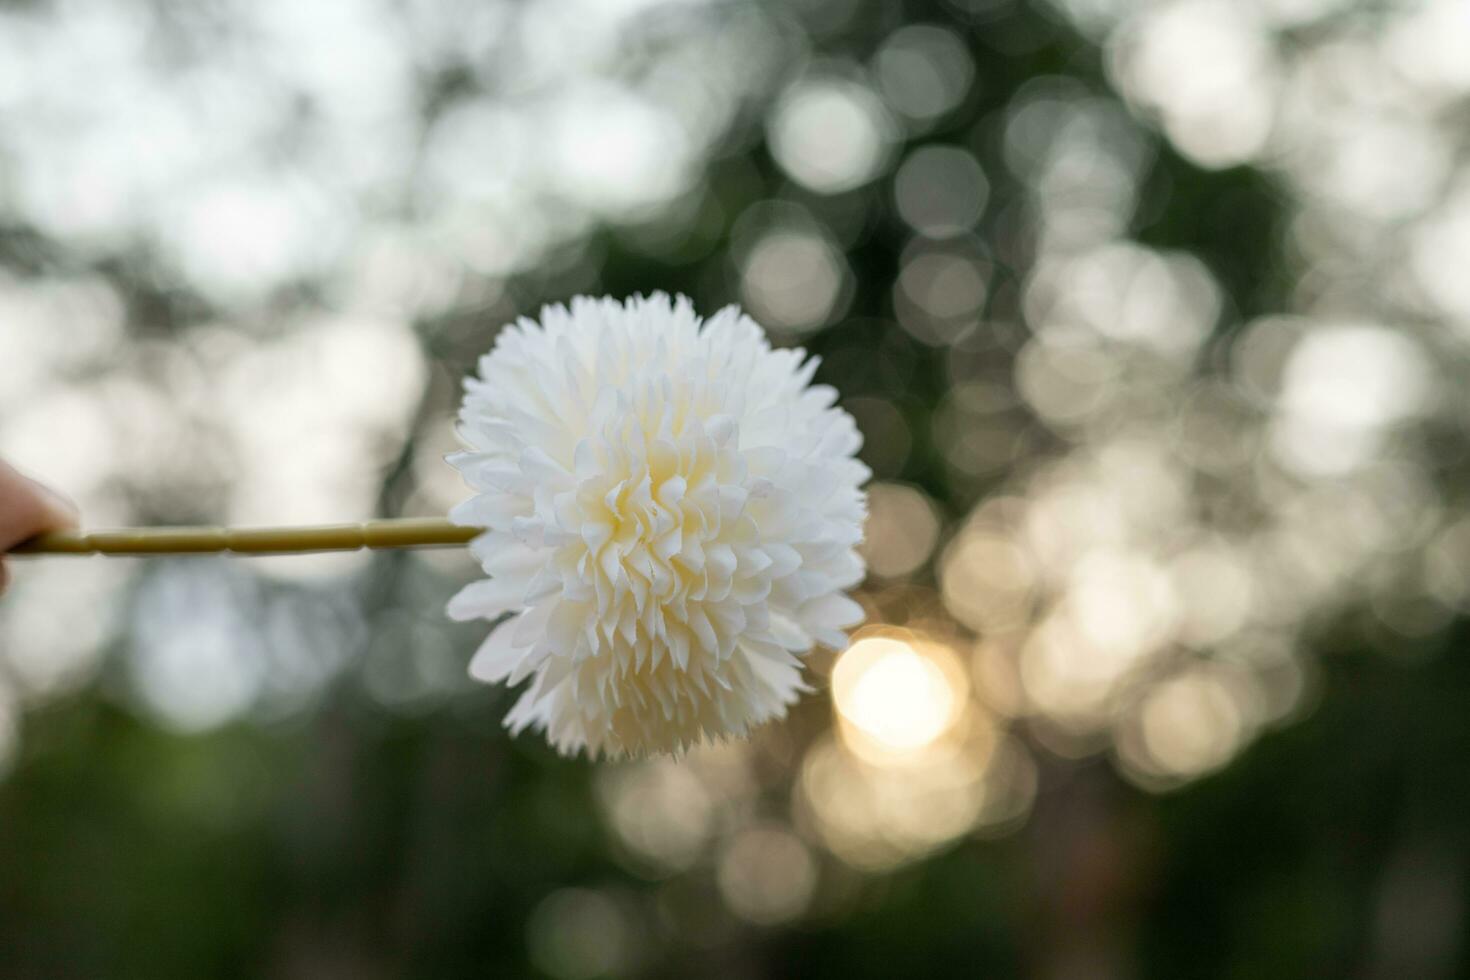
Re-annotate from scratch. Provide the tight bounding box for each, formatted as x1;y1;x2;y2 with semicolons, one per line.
447;294;869;757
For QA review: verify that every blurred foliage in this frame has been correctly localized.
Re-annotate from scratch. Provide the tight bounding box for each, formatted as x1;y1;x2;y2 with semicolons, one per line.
7;642;1470;977
3;0;1470;977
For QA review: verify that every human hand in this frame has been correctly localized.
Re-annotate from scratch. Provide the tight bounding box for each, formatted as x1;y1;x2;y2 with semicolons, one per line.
0;461;77;593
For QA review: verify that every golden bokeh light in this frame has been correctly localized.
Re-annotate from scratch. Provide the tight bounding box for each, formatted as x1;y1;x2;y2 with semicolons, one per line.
831;634;969;763
716;825;818;926
595;759;715;877
1139;671;1244;776
939;526;1037;634
861;482;941;579
796;728;1035;872
1114;664;1265;790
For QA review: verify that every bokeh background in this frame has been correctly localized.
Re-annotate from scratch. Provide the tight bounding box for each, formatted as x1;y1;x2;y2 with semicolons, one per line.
3;0;1470;976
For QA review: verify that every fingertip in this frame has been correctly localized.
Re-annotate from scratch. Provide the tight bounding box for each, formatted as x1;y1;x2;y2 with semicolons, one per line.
32;480;80;530
0;463;80;550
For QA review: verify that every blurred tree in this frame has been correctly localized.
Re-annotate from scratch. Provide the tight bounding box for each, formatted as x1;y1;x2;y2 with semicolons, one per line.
3;0;1469;978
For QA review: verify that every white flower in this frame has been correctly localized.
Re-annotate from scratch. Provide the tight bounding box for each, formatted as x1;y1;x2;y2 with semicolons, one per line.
447;294;869;757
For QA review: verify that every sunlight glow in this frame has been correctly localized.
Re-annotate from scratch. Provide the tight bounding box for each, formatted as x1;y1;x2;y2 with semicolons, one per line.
832;636;967;760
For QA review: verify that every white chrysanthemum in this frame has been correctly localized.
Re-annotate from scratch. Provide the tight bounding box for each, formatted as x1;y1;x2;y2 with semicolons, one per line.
447;294;869;757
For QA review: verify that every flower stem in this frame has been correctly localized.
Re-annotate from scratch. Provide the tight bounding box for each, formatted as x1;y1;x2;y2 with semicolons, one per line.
11;518;479;556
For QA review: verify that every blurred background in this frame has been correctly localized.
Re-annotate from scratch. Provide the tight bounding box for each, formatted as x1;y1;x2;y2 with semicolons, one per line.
3;0;1470;976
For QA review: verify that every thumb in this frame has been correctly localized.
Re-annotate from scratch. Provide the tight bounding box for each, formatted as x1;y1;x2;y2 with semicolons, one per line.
0;461;79;553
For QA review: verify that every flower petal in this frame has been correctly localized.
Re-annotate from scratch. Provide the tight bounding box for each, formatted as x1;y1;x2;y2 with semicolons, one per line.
468;615;529;684
447;578;523;622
